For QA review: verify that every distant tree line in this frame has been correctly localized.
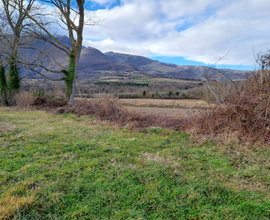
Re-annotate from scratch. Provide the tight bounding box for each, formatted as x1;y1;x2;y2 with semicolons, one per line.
94;81;149;87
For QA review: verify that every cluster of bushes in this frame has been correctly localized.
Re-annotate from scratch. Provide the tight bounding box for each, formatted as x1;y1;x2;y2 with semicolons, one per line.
0;88;67;108
118;94;142;99
140;91;193;99
191;69;270;144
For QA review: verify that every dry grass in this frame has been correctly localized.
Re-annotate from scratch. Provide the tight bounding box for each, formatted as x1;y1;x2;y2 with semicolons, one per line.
14;91;35;108
0;195;35;219
119;98;207;109
127;106;201;118
0;182;36;220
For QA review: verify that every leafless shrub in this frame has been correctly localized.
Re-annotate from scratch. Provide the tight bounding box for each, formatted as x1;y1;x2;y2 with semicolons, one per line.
189;60;270;144
57;98;125;120
14;91;35;107
54;86;64;99
33;96;67;108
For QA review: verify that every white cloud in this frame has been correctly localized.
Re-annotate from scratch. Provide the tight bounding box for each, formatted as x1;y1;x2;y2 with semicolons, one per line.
159;0;219;20
91;0;116;5
84;38;151;55
83;0;270;66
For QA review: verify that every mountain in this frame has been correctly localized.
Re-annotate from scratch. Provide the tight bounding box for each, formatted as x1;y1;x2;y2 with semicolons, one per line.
79;47;139;72
4;35;249;81
105;51;249;80
16;37;139;80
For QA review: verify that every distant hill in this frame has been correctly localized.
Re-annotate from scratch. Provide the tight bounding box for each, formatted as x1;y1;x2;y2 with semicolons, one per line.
105;51;249;80
79;47;139;72
17;37;139;80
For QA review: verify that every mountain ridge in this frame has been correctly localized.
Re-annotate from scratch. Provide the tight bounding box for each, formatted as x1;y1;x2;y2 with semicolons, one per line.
104;51;249;80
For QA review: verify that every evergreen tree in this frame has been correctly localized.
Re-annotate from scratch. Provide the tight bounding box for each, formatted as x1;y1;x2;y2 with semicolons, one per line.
7;56;20;91
0;65;8;105
62;52;75;101
143;90;146;98
0;65;7;95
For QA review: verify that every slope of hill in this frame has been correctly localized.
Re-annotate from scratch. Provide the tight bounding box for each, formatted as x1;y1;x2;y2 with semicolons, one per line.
105;51;249;80
16;37;139;80
79;47;139;72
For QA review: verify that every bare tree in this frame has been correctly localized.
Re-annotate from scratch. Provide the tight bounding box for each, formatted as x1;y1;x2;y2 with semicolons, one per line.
0;0;39;105
1;0;35;59
25;0;101;103
203;51;241;104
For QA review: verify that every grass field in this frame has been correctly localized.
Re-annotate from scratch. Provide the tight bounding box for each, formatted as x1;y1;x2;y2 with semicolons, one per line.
152;78;202;84
1;109;270;219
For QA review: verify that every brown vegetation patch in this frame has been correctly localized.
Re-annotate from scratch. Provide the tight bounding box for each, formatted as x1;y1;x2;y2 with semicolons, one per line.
15;91;35;107
190;72;270;144
55;98;190;132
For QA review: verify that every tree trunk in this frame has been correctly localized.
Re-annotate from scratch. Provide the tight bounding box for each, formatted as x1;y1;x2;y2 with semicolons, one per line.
69;48;81;104
11;34;20;58
7;35;21;93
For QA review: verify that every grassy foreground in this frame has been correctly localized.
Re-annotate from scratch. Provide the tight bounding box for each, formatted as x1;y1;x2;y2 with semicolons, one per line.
0;109;270;219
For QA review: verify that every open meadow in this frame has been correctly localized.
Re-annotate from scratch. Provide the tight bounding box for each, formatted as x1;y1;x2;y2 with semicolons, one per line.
1;108;270;219
1;0;270;218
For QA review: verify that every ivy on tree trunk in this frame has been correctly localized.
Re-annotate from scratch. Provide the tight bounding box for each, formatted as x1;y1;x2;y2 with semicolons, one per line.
62;52;75;101
0;65;8;105
7;56;20;91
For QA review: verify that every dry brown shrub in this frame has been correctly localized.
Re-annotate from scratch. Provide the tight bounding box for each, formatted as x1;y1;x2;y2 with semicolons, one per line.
56;98;124;119
15;91;35;107
32;96;67;109
54;85;64;99
34;97;66;108
189;70;270;144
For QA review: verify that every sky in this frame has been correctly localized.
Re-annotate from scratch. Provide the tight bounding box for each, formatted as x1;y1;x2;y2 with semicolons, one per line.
78;0;270;70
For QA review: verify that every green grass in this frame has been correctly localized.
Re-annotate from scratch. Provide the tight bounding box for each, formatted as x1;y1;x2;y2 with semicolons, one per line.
0;109;270;219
